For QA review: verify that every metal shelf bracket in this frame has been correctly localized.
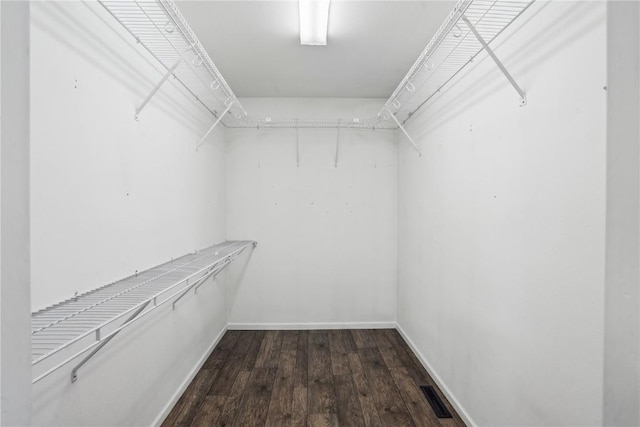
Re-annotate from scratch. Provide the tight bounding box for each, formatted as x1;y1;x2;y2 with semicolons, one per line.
172;258;231;308
385;108;422;157
70;300;150;383
296;121;300;167
335;123;340;168
461;15;527;106
135;54;185;120
195;101;234;150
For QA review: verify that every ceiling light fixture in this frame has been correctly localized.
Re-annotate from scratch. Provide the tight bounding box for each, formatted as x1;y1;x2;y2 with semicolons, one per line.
299;0;331;46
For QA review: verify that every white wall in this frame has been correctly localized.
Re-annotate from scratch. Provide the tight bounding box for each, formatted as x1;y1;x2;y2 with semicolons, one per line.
30;0;226;312
604;1;640;424
396;2;606;426
30;2;227;425
1;2;32;425
226;98;397;328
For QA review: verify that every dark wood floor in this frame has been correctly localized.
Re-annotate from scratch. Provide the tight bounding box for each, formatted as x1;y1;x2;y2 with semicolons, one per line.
162;329;466;427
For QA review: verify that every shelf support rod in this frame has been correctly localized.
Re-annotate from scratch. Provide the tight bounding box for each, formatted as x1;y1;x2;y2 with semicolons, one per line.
335;121;340;168
461;15;526;106
70;300;150;383
172;262;225;308
386;108;422;157
135;56;184;120
194;249;245;293
195;102;233;150
296;120;300;167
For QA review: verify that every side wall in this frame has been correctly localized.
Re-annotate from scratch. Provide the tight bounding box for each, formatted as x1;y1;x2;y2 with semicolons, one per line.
226;98;397;328
30;1;226;311
1;2;32;425
604;1;640;424
397;2;606;426
30;2;227;425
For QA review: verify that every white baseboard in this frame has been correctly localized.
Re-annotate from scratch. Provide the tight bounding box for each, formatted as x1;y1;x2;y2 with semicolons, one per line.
152;325;228;427
395;323;476;427
227;321;396;330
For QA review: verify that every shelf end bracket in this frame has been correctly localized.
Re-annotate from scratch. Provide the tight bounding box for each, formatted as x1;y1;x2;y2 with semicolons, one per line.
135;57;184;120
195;102;233;150
335;121;340;168
386;108;422;157
296;120;300;167
461;15;526;106
71;300;150;383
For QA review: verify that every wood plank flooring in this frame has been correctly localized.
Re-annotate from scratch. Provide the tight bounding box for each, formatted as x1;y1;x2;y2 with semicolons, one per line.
162;329;466;427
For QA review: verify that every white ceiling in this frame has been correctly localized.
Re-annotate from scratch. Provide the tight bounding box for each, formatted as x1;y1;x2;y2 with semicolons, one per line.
177;1;456;98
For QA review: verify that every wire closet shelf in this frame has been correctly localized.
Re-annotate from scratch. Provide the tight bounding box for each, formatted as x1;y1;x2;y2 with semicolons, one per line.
31;240;256;384
98;0;533;132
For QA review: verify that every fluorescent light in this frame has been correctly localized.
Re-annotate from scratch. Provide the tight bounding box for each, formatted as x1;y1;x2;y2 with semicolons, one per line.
299;0;331;46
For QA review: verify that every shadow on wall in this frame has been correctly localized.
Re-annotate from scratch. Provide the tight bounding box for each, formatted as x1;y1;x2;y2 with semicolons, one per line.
408;0;605;140
32;1;213;135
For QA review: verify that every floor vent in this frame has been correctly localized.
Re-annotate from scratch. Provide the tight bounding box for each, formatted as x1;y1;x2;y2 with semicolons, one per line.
420;385;453;418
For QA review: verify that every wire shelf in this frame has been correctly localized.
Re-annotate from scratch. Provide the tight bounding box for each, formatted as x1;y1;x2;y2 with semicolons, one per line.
380;0;533;124
32;240;256;384
99;0;246;121
97;0;532;131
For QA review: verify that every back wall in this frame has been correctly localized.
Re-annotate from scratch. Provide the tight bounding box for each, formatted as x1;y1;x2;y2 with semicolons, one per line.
226;98;397;328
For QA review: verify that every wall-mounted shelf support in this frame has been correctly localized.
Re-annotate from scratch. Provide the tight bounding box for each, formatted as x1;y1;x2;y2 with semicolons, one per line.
386;108;422;157
70;300;150;383
135;55;185;120
172;257;231;308
296;122;300;167
335;123;340;168
461;15;526;106
195;102;233;150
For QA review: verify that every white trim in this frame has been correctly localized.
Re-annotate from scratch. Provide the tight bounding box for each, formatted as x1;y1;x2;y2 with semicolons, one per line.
152;325;228;427
395;323;476;427
227;321;396;330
